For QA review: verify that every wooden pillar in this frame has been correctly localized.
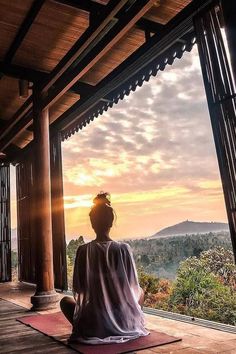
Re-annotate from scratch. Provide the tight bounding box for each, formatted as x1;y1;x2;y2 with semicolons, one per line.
31;86;59;310
221;1;236;82
17;154;36;284
51;133;68;291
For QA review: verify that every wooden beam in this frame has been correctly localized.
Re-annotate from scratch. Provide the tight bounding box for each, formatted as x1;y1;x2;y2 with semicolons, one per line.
5;139;34;164
136;18;164;34
52;0;212;133
71;81;95;97
4;0;45;64
0;62;95;97
43;0;157;109
0;111;32;152
0;98;32;147
72;82;113;103
3;144;22;159
53;0;165;34
41;0;130;94
0;62;48;81
0;119;8;128
52;0;103;14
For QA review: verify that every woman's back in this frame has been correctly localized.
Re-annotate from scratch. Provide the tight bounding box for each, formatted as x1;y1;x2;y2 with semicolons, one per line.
60;192;149;344
71;240;148;343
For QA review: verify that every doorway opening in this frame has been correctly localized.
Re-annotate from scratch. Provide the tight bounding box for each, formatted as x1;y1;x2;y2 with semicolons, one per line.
61;41;236;325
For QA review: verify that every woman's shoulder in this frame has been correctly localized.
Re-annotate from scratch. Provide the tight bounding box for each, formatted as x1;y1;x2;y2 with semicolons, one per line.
86;240;132;252
76;242;88;255
118;241;131;248
110;241;132;251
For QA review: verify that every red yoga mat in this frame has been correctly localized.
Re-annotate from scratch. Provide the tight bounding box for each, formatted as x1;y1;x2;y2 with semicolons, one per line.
17;312;181;354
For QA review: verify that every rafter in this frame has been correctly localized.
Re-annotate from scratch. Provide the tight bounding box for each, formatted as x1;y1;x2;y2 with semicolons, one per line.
0;60;112;97
0;119;8;128
41;0;130;94
0;62;48;82
136;18;164;34
0;61;115;107
71;81;95;97
42;0;157;108
0;62;96;97
0;98;32;145
52;0;102;14
3;144;22;160
72;82;113;102
53;0;165;34
0;111;32;152
4;0;45;64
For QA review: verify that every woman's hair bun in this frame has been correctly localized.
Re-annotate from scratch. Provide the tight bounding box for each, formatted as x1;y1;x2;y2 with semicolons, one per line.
93;192;111;206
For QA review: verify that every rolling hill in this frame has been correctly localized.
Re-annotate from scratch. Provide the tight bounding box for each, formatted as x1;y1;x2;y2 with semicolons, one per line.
150;220;229;238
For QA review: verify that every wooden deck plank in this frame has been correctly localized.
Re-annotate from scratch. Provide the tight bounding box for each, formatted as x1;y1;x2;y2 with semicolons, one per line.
0;298;75;354
1;283;236;353
0;324;34;333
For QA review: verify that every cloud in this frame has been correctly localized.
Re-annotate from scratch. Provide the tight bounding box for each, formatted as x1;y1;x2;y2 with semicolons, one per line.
62;45;227;239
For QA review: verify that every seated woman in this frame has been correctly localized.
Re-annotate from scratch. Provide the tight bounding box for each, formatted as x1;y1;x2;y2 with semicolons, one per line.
60;192;149;344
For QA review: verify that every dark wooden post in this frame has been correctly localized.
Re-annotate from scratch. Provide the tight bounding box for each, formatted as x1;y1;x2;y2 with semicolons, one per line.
221;1;236;82
17;154;36;284
50;133;68;290
0;163;11;282
31;86;59;310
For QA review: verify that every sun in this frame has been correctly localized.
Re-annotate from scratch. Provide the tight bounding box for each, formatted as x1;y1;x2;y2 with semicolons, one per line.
64;195;93;209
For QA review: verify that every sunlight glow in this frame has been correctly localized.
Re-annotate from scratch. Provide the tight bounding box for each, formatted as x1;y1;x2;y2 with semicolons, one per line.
64;195;93;209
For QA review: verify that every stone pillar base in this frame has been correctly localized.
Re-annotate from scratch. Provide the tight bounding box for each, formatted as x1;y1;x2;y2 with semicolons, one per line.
31;290;59;311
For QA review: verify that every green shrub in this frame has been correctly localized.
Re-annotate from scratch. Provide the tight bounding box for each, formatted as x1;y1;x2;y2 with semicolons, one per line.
138;268;171;310
138;268;160;294
67;236;85;263
169;252;236;325
200;247;236;288
11;250;18;268
66;236;85;289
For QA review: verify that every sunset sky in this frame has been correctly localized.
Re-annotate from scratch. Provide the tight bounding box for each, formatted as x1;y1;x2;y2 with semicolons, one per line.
61;44;227;241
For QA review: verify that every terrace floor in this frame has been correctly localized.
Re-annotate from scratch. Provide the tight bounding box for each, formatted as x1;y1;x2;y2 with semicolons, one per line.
1;282;236;353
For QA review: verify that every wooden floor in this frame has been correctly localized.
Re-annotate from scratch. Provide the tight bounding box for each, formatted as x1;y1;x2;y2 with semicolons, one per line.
1;282;236;353
0;298;75;354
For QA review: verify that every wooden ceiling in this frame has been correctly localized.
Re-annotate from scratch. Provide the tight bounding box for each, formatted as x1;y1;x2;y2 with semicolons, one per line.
0;0;195;161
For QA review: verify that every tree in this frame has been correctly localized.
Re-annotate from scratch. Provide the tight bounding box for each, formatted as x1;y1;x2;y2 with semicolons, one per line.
11;251;18;282
169;248;236;325
11;251;18;268
67;236;85;264
138;268;171;310
200;247;236;288
66;236;85;289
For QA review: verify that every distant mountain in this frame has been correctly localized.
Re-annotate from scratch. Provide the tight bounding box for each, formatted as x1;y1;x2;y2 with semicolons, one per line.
150;220;229;238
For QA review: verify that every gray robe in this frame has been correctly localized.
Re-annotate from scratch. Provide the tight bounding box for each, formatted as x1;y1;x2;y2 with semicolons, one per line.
71;240;149;344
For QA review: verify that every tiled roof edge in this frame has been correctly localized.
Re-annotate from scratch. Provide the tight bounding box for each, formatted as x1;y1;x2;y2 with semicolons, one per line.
61;33;196;141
